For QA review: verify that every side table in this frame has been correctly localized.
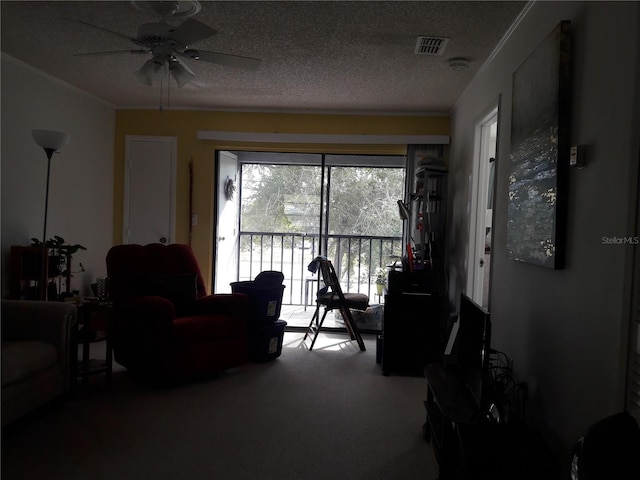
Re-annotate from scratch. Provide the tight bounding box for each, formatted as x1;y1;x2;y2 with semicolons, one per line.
71;299;114;392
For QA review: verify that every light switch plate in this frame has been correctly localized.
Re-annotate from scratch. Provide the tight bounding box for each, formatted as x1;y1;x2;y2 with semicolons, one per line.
570;145;586;167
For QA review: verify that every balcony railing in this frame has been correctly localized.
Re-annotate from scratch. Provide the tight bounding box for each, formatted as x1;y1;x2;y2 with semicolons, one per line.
238;232;403;306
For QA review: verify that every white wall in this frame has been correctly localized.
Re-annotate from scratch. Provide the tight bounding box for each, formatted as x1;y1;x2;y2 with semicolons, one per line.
1;54;115;296
448;1;639;456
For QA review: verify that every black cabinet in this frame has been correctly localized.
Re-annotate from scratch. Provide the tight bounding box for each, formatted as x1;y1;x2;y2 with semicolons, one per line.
381;291;442;376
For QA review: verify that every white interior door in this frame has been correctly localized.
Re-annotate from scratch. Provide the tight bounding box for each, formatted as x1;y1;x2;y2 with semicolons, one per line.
214;151;240;293
467;109;497;308
123;136;176;245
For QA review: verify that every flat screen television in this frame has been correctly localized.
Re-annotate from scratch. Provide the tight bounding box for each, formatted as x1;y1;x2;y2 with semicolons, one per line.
443;293;491;371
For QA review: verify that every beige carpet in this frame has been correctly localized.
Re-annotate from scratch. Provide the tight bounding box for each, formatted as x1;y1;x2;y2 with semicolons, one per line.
1;332;439;480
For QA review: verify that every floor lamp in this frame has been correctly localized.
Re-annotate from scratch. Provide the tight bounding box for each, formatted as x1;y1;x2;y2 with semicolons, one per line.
32;129;70;300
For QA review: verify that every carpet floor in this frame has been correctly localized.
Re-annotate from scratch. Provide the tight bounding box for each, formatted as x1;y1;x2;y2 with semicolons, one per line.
1;332;439;480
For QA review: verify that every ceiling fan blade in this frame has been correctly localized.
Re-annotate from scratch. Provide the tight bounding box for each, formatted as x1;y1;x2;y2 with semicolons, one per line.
64;19;135;43
192;50;262;71
74;49;149;57
168;18;216;47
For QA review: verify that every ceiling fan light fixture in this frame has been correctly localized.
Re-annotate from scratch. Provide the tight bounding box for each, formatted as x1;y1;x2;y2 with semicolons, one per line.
151;56;168;75
134;57;167;85
133;68;153;86
69;13;260;93
170;61;195;88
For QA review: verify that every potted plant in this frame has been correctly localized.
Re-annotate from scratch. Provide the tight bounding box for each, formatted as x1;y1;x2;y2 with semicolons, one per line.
30;236;86;275
29;236;86;295
375;267;387;296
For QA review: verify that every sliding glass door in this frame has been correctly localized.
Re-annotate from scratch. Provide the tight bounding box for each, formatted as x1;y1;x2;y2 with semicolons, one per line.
322;155;405;294
216;150;405;308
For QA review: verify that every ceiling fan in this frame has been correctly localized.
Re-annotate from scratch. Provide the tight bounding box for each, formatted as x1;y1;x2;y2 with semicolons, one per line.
70;14;262;88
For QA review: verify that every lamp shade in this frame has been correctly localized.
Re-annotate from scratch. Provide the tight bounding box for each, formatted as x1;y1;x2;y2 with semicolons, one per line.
134;58;167;86
170;59;195;88
32;129;70;151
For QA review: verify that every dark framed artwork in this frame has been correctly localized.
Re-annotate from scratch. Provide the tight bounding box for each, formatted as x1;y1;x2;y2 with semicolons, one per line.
507;21;571;269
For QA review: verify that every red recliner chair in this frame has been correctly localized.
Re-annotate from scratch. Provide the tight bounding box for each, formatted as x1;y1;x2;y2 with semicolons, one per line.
106;243;249;382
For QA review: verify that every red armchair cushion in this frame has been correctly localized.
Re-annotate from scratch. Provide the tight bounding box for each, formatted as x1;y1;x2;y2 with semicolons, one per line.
172;313;245;344
107;243;208;301
139;273;198;315
105;243;250;381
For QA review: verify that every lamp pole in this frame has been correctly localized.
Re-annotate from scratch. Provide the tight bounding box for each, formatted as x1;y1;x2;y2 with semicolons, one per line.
41;148;55;300
32;129;70;301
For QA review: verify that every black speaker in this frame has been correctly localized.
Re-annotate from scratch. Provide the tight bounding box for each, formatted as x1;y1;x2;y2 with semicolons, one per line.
387;270;434;294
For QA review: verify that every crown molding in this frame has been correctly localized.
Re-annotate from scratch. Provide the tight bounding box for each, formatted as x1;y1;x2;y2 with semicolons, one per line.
197;131;450;145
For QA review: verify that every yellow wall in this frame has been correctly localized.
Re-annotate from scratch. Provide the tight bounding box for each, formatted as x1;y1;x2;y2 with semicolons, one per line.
114;110;449;291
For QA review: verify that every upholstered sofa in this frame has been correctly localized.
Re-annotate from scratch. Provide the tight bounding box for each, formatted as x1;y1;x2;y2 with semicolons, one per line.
106;243;250;382
1;299;77;427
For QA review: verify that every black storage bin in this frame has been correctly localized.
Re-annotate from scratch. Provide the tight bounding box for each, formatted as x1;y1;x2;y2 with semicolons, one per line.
230;271;285;325
248;320;287;362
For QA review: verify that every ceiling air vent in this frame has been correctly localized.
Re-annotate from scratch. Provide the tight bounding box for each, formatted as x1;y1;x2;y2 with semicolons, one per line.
414;36;449;56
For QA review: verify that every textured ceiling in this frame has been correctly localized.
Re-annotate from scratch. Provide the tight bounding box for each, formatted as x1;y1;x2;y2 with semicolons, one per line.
1;1;526;114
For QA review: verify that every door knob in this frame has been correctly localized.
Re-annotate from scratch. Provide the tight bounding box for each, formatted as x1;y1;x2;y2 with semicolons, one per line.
160;237;167;244
479;259;484;267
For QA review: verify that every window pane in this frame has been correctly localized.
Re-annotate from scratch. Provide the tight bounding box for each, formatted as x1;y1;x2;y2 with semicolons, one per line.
241;164;321;234
327;166;405;237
